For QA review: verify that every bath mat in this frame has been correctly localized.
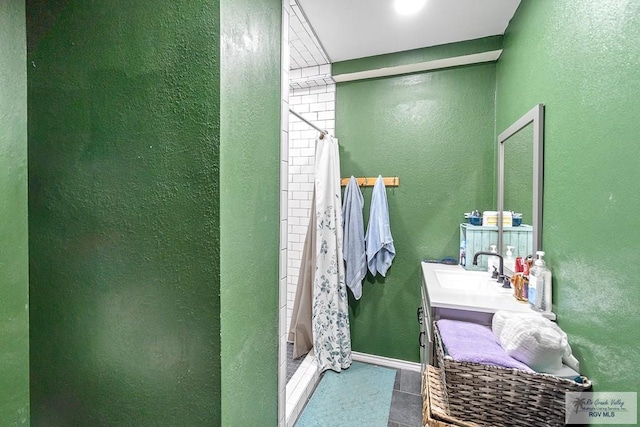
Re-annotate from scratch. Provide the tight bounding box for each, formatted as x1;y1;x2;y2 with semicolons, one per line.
295;361;396;427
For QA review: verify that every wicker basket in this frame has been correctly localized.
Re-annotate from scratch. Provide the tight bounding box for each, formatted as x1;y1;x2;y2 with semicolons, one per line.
434;321;592;427
423;365;482;427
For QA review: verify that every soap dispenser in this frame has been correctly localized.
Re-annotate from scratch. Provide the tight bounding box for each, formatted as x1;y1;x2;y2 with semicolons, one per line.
504;246;515;273
528;251;552;312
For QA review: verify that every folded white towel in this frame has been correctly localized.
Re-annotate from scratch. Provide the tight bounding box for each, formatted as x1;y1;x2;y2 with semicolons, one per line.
492;311;579;373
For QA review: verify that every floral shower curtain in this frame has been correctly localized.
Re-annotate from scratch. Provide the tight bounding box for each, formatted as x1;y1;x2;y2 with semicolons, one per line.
312;135;352;373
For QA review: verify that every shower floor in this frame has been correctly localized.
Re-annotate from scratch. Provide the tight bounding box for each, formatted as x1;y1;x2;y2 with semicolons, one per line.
286;342;308;383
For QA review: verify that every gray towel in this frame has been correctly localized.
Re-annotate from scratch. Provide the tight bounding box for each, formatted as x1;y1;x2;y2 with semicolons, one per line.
342;176;366;299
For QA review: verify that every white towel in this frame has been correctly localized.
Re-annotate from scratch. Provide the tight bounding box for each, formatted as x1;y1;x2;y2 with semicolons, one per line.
342;176;367;299
492;311;580;373
365;175;395;276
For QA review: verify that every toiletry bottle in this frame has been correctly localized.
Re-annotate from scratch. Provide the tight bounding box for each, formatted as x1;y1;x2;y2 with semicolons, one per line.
523;256;532;303
487;244;498;276
504;246;515;273
526;254;537;306
530;251;552;312
511;257;525;301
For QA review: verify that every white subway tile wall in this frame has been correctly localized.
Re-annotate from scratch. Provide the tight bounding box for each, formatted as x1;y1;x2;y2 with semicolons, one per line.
287;77;336;332
289;0;329;69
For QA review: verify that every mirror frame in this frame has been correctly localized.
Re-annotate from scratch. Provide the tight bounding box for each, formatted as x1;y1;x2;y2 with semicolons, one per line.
497;104;545;257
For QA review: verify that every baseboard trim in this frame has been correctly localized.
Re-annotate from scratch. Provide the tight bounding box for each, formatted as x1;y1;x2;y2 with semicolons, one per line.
352;351;421;372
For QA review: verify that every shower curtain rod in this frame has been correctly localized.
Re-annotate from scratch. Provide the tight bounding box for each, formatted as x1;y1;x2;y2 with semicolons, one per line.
289;109;328;136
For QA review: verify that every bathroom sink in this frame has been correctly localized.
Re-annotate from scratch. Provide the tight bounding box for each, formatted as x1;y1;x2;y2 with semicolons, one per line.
434;270;482;289
421;262;555;320
434;269;511;294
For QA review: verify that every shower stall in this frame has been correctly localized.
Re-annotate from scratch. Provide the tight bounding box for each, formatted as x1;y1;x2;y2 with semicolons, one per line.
279;2;338;425
282;97;337;425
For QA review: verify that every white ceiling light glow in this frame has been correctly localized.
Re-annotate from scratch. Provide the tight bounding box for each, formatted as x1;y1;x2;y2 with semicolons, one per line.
394;0;427;15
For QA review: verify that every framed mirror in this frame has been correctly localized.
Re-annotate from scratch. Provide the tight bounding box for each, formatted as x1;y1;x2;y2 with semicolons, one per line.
497;104;544;258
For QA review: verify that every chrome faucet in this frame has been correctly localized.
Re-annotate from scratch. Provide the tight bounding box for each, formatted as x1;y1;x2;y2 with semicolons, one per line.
472;251;506;285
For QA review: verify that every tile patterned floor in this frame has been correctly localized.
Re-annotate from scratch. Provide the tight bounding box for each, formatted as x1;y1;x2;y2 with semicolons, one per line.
287;342;307;383
388;368;423;427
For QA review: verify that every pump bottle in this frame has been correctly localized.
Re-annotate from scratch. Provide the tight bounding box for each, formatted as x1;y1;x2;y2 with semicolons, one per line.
504;246;515;273
529;251;552;312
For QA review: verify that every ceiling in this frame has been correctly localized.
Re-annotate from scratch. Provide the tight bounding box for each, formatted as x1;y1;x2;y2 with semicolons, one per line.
295;0;521;64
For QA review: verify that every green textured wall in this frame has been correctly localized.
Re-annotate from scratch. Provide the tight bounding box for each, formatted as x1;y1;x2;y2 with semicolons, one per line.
337;62;497;361
219;0;280;424
27;1;221;425
0;0;30;424
496;0;640;414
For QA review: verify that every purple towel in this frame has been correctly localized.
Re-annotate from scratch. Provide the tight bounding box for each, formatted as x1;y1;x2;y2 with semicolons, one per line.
437;319;534;372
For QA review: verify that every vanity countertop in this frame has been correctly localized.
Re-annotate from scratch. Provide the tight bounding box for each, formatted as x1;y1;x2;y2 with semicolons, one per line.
421;262;556;320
